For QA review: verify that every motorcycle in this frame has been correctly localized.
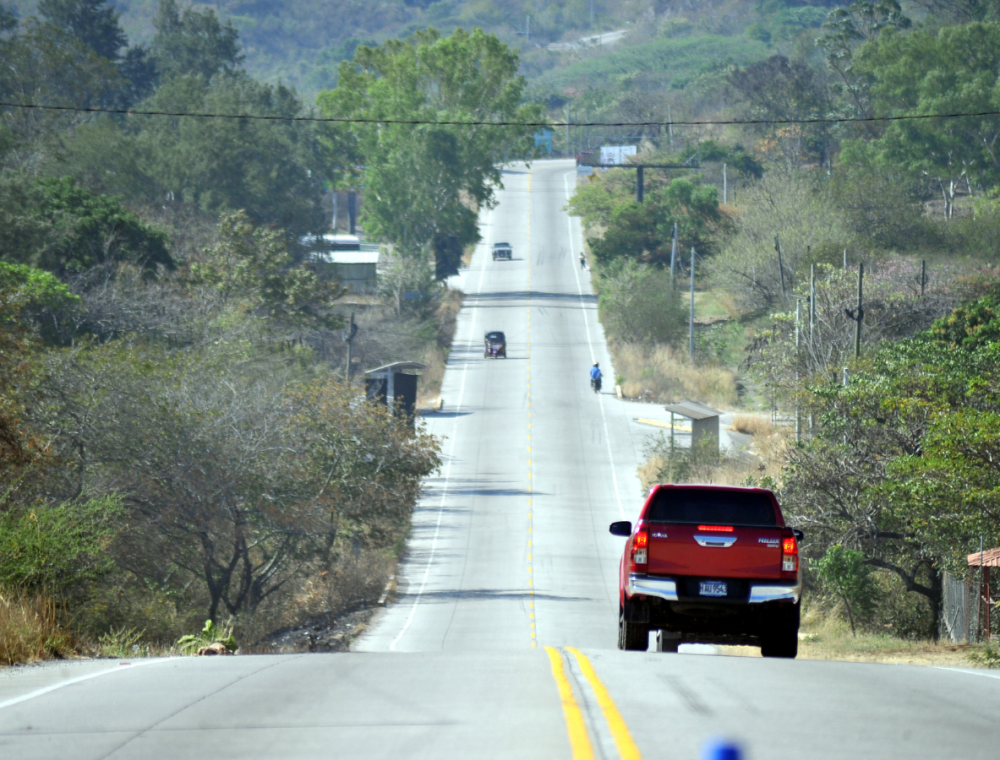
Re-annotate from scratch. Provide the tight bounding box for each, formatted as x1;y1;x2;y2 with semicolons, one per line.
591;376;602;393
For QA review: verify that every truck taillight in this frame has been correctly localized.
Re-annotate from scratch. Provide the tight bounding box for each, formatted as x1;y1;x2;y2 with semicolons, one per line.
632;530;648;566
782;536;798;572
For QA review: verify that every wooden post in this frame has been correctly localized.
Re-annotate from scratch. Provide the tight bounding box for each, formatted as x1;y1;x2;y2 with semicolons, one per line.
775;234;786;298
636;165;644;203
669;222;677;285
921;259;926;297
855;263;863;359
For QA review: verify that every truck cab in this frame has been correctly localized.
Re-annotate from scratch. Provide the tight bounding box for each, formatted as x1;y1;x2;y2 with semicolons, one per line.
492;242;512;261
611;484;802;657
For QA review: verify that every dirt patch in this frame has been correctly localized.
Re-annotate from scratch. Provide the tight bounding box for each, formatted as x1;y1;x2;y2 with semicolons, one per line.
264;605;379;652
719;640;978;667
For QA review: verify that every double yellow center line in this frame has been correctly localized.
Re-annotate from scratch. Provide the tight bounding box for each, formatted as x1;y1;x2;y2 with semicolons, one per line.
545;646;643;760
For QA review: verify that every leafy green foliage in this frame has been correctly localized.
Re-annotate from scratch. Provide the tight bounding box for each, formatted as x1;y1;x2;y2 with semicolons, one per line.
150;0;242;81
929;284;1000;349
177;619;236;654
190;211;344;332
596;260;687;345
38;0;126;61
6;177;173;275
0;496;124;593
570;174;722;266
129;73;325;234
815;544;878;634
318;28;541;273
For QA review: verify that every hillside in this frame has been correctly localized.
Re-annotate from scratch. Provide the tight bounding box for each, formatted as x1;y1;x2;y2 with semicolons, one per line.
4;0;845;97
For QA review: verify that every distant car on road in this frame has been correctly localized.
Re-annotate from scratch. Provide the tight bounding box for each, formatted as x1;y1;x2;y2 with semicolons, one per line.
492;242;512;261
610;484;802;657
484;331;506;358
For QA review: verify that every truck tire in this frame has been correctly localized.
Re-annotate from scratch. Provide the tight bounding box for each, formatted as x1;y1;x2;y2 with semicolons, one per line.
655;631;680;653
760;604;800;659
618;607;648;651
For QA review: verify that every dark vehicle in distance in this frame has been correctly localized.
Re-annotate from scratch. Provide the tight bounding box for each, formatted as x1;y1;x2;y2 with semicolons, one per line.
484;331;506;358
492;242;512;261
611;484;802;657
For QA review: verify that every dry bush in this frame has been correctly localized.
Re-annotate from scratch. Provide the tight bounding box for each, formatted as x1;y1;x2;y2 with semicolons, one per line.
730;413;774;437
0;590;76;665
233;550;394;652
614;343;737;408
638;426;790;492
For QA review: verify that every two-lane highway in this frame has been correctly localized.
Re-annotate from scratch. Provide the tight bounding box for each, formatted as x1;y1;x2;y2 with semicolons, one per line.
2;159;999;760
358;161;644;653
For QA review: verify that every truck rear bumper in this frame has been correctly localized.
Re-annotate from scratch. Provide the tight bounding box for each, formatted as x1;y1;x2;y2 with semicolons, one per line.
628;573;800;604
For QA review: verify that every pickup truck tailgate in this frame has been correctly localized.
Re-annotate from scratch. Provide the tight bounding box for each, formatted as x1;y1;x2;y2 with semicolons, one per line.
647;524;784;580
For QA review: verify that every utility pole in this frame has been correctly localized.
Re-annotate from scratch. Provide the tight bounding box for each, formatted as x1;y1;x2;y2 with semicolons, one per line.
845;262;864;360
667;105;674;150
689;247;696;362
809;263;816;347
795;299;802;442
669;222;678;286
344;310;359;382
723;163;727;205
636;166;644;203
775;234;786;299
920;259;927;297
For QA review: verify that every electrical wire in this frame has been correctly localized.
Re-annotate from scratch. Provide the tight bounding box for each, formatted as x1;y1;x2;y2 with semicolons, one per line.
2;100;1000;127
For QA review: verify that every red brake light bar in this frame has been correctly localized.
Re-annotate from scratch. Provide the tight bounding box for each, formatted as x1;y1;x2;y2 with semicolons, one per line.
697;525;734;532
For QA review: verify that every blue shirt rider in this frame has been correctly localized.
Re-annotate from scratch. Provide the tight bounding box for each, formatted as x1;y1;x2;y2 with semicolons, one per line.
590;363;602;381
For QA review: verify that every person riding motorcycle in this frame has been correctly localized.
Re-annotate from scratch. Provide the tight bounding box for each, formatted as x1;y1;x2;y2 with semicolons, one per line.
589;362;602;392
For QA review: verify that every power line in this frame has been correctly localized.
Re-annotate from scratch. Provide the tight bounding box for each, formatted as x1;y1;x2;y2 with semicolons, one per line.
2;100;1000;127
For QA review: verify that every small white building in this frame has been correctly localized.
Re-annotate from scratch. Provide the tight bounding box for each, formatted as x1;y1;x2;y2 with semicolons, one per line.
302;235;381;293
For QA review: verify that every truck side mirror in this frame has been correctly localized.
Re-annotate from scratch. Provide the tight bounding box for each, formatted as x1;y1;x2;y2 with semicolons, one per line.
609;521;632;537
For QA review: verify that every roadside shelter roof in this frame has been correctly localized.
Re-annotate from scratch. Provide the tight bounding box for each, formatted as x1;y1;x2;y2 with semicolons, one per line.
663;400;722;421
365;361;427;377
968;548;1000;567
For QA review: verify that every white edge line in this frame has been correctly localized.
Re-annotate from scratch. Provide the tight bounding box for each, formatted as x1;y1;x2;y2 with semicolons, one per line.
564;171;624;519
0;657;180;711
389;207;492;651
934;666;1000;680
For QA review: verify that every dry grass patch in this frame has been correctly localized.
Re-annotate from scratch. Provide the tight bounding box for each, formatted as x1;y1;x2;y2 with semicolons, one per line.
613;343;737;408
729;413;773;437
719;607;977;666
0;590;77;665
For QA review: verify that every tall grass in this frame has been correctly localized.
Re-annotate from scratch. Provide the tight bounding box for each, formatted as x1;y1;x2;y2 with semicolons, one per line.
729;413;773;437
0;590;76;665
613;343;737;408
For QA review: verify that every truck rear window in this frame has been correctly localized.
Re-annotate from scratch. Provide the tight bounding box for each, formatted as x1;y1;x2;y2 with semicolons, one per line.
647;489;777;527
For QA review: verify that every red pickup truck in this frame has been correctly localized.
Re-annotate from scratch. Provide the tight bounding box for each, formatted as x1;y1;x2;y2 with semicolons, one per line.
610;484;802;657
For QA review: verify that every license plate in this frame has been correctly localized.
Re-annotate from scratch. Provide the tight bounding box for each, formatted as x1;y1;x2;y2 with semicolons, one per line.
699;581;727;597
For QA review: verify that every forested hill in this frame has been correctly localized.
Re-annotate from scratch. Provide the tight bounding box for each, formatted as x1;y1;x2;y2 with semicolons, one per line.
5;0;847;94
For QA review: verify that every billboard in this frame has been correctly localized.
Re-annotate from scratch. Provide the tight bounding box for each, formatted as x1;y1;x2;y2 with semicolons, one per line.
600;145;637;165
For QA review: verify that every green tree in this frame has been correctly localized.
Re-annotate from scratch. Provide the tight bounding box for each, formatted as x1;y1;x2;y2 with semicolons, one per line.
815;544;878;635
571;175;722;267
150;0;242;81
846;23;1000;205
191;211;344;333
37;0;125;61
317;28;542;278
133;74;325;234
0;176;173;276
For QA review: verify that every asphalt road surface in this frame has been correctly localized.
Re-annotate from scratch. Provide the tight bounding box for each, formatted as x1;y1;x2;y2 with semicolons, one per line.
2;159;998;760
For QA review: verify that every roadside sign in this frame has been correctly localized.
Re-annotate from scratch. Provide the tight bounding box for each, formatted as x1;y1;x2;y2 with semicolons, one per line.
600;145;637;165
